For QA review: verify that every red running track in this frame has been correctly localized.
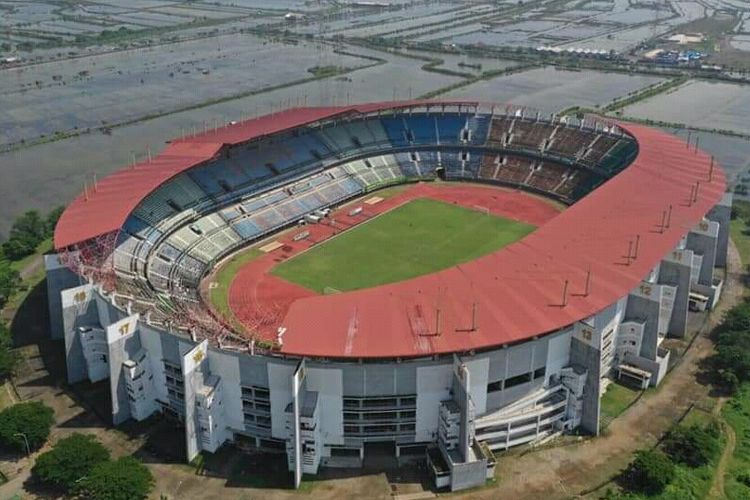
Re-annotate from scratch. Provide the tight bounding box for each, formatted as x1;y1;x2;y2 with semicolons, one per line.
226;183;561;342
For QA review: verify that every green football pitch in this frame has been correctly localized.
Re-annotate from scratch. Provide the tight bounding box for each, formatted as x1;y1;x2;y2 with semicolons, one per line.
271;198;535;293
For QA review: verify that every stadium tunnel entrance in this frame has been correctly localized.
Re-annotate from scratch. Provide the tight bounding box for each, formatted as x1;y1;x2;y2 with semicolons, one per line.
363;441;398;468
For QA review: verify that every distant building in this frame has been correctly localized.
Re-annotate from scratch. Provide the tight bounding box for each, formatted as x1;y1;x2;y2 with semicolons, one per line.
668;33;705;45
284;12;305;21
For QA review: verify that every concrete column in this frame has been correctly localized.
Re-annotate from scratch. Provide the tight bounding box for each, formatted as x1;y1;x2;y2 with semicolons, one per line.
569;335;601;436
506;422;511;448
658;249;693;338
707;192;732;267
624;283;662;361
686;220;719;286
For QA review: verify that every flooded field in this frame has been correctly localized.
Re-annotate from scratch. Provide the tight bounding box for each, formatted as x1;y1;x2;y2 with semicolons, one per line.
730;35;750;52
661;128;750;187
0;35;371;146
290;3;458;36
416;0;712;53
394;48;520;74
447;67;665;113
330;4;495;39
621;80;750;136
0;0;258;45
0;47;461;238
1;0;749;241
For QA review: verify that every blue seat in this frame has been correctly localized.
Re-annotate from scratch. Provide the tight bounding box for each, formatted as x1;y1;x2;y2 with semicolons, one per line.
232;219;262;239
436;115;465;144
468;115;491;145
380;117;411;147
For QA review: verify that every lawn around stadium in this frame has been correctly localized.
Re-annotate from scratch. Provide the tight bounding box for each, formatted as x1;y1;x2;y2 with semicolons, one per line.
271;198;535;293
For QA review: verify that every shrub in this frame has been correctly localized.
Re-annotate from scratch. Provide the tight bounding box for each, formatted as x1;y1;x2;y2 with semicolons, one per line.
662;424;719;467
77;456;154;500
0;261;20;309
624;449;675;495
0;322;17;379
0;401;55;452
32;433;110;491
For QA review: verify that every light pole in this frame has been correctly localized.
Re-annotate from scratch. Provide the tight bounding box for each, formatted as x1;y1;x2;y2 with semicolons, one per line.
14;432;30;456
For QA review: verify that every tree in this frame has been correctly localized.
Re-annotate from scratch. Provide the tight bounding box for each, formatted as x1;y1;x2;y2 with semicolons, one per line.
77;456;154;500
662;424;719;467
0;322;17;380
1;238;36;261
45;206;64;237
0;401;55;452
718;302;750;334
719;370;741;394
716;329;750;351
624;449;675;495
0;261;20;309
9;210;46;246
714;345;750;381
32;433;110;491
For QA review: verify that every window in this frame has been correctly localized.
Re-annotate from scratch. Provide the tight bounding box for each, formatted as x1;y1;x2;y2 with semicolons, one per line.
364;425;397;434
487;380;503;393
363;411;393;421
362;398;396;408
504;372;531;389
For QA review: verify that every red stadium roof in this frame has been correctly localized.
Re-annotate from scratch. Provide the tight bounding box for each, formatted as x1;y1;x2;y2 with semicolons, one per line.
53;102;726;359
276;123;726;358
54;100;479;249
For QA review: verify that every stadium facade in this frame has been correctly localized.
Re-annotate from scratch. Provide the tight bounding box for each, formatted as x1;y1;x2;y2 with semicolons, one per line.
46;101;730;491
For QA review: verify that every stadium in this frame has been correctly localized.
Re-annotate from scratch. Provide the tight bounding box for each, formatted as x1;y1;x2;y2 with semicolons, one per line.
46;100;731;491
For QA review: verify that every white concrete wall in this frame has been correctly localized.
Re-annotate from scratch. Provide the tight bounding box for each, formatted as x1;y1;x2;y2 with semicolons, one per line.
139;327;168;404
268;362;295;440
462;357;489;415
208;350;243;431
546;329;572;384
415;364;453;442
306;367;344;446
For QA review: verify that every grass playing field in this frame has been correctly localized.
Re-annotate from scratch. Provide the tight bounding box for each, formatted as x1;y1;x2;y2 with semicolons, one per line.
271;198;535;293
